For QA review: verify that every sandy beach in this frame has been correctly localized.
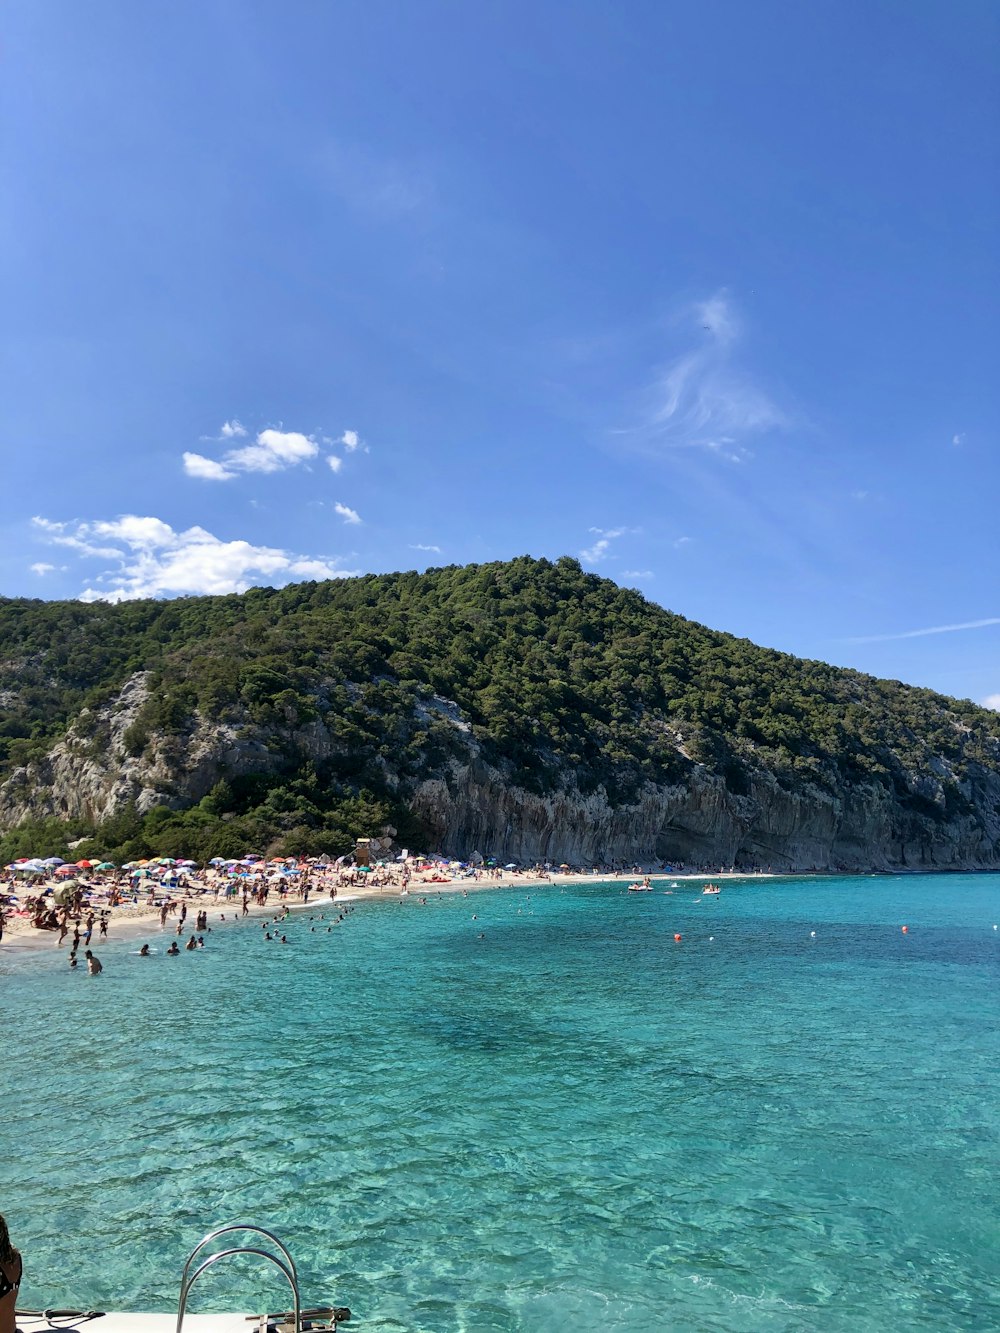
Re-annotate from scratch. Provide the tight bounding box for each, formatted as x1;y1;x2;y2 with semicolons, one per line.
0;864;773;959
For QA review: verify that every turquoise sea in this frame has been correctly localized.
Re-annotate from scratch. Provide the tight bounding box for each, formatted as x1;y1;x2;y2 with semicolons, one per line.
2;873;999;1331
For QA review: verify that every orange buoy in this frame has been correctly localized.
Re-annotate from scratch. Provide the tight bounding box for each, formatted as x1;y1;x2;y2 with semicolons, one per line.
674;933;682;942
901;925;908;934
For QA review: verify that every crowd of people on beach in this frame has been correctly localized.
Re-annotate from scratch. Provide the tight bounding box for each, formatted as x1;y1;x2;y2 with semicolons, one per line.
0;849;762;969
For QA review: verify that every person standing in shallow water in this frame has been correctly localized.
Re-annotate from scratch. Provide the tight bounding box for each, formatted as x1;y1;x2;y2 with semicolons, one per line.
0;1212;23;1333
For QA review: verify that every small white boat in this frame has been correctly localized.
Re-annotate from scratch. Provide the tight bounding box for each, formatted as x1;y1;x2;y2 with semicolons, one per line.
702;883;721;895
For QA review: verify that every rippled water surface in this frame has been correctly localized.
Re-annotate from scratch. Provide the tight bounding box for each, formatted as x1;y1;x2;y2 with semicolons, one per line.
2;873;999;1330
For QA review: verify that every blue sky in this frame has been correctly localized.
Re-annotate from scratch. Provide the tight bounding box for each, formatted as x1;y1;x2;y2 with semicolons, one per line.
2;1;997;707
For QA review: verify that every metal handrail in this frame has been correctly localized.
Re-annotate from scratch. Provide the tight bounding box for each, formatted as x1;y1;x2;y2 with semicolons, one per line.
176;1225;302;1333
179;1222;300;1292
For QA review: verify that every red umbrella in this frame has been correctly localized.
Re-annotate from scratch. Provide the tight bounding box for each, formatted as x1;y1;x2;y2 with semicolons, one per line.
76;859;96;868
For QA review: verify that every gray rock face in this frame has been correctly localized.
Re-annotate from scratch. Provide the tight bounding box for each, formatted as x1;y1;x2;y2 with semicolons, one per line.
2;672;999;869
410;758;1000;870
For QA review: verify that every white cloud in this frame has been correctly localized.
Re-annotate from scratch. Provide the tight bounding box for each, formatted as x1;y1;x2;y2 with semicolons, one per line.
334;503;362;525
580;526;627;564
183;451;236;481
635;291;787;460
186;424;364;481
983;694;1000;711
847;617;1000;644
30;562;55;576
581;537;612;564
621;570;653;580
952;433;965;446
33;513;356;601
852;489;870;502
226;428;319;474
31;516;122;560
93;516;177;547
696;293;740;346
289;558;343;580
410;543;442;554
673;536;692;549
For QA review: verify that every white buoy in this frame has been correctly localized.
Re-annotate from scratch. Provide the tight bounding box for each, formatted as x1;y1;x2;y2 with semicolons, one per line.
810;931;816;938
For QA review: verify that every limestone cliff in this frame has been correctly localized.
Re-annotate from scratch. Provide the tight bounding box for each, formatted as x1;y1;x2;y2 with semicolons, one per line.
3;670;998;870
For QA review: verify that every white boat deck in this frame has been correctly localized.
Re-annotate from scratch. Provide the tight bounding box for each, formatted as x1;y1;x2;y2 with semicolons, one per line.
18;1316;262;1333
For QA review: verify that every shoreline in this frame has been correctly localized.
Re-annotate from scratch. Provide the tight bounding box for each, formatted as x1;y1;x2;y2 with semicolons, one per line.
8;864;993;963
0;869;768;958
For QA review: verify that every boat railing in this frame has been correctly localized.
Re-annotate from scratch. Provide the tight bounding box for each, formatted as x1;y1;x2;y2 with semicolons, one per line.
176;1222;301;1333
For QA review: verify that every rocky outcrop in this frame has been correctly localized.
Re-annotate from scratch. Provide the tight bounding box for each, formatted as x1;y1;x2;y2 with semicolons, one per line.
3;673;999;870
409;756;1000;871
0;672;322;827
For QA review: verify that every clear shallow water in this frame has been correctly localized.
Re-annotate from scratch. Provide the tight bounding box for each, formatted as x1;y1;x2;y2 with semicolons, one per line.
2;873;999;1331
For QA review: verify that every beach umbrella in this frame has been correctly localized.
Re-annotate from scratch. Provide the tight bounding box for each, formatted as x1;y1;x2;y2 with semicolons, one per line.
96;861;116;870
504;863;518;870
43;856;65;866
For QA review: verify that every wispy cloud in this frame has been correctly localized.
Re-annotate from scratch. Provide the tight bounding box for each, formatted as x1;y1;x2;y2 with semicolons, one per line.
580;526;628;564
334;503;362;525
31;516;122;560
621;569;653;580
983;693;1000;711
673;536;692;549
952;433;965;447
632;291;788;461
29;562;55;576
846;617;1000;644
185;423;367;481
410;543;442;554
33;514;356;601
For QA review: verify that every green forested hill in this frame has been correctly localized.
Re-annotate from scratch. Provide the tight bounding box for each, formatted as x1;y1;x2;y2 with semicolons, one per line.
1;556;998;864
